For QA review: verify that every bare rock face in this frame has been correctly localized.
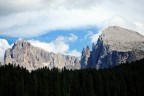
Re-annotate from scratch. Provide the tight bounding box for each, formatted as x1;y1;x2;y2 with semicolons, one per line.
4;40;80;70
81;26;144;69
81;46;91;68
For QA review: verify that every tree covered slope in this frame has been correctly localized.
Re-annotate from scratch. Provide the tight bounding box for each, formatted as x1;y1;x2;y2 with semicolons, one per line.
0;58;144;96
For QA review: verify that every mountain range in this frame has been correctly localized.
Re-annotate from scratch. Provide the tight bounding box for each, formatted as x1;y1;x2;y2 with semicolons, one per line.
1;26;144;70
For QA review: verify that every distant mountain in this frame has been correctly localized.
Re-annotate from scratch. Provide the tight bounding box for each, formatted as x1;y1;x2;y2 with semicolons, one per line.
4;40;80;70
81;26;144;69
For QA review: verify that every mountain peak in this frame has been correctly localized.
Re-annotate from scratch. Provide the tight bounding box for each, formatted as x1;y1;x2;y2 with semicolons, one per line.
81;26;144;69
14;39;30;45
100;26;144;51
101;26;144;41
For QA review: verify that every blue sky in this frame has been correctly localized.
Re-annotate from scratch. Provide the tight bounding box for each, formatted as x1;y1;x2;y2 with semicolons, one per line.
0;0;144;58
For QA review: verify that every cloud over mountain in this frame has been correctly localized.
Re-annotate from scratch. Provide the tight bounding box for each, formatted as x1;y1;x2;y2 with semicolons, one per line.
0;0;144;38
0;39;11;62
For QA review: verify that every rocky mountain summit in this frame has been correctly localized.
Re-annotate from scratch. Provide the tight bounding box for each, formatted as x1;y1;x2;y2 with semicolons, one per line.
81;26;144;69
4;40;80;70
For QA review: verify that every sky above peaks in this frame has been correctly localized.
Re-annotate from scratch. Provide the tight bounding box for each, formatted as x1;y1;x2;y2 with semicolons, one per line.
0;0;144;58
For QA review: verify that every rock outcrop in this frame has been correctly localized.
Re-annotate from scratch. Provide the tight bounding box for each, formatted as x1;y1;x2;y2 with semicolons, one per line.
81;26;144;69
81;46;91;68
4;40;80;70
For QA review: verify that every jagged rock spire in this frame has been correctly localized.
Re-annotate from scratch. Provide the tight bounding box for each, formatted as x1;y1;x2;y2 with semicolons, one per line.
81;45;91;68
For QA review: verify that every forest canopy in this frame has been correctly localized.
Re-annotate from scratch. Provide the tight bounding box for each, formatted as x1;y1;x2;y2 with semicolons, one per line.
0;59;144;96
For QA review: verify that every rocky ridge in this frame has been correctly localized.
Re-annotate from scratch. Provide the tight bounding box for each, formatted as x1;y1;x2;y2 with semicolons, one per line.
81;46;91;68
4;40;80;70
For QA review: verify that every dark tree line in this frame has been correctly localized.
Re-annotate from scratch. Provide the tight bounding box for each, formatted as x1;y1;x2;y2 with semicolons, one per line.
0;59;144;96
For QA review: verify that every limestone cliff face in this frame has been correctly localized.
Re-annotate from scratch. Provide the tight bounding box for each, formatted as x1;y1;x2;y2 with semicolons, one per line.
81;26;144;69
4;40;80;70
81;46;91;68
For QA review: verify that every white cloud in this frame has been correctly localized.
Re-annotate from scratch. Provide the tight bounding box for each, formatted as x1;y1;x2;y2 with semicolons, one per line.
84;31;94;40
0;39;11;62
90;30;103;43
67;50;81;58
0;0;102;15
28;34;80;57
0;0;144;39
28;37;69;54
0;8;110;37
67;34;78;42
